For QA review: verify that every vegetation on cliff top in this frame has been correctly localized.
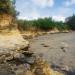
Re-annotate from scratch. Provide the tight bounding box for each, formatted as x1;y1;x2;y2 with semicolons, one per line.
17;18;68;32
0;0;75;32
0;0;16;16
66;14;75;30
17;14;75;32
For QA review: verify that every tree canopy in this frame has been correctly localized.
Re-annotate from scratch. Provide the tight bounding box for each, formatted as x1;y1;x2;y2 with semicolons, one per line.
17;17;68;31
0;0;16;16
66;14;75;30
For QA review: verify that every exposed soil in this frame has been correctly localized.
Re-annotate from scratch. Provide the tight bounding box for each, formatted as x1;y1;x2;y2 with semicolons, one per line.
29;32;75;70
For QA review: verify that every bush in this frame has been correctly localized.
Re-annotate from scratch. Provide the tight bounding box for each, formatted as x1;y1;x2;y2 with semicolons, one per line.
55;21;68;31
36;18;55;31
0;0;16;17
66;14;75;30
17;17;68;32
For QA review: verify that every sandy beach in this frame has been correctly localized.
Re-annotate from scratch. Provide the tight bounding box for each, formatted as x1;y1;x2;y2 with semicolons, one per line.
29;32;75;70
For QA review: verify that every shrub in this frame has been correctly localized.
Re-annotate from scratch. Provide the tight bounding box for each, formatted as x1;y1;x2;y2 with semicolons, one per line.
66;14;75;30
17;17;68;32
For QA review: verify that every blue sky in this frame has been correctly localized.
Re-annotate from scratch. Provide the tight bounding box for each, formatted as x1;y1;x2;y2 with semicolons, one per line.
15;0;75;21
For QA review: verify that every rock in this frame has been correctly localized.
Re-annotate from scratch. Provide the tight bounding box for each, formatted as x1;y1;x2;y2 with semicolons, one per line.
60;65;69;71
31;56;64;75
51;64;61;70
0;14;13;29
41;43;49;47
51;64;70;73
61;42;69;52
12;51;34;63
24;63;31;70
0;30;29;62
13;52;25;60
24;56;35;64
0;64;15;75
9;63;31;75
15;64;27;75
61;42;69;48
0;13;33;75
23;51;34;57
0;30;29;51
43;45;49;47
24;70;33;75
60;47;67;52
9;50;34;64
0;55;6;63
5;54;13;61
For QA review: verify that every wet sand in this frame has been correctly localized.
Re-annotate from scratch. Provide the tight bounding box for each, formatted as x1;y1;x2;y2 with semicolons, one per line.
29;32;75;70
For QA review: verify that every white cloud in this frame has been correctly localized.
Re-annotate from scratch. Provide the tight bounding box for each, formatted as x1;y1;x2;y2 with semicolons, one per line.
70;0;75;4
31;0;54;7
65;0;75;6
18;10;40;20
30;11;40;19
18;16;27;20
52;15;65;22
18;15;65;22
17;0;71;21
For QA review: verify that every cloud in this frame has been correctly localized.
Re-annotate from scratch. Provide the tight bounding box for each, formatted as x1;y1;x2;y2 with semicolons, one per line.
16;0;75;22
30;11;40;19
65;0;75;6
16;0;40;20
52;15;65;22
18;9;40;20
31;0;54;7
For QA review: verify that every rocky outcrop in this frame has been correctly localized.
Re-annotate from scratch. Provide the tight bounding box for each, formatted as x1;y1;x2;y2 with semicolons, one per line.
0;14;12;27
0;30;29;63
0;29;67;75
30;55;64;75
0;53;64;75
0;13;31;75
0;14;67;75
0;13;30;62
0;13;30;63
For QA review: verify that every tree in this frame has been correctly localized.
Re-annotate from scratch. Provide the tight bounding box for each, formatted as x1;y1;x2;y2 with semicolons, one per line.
34;17;55;31
66;14;75;30
0;0;16;17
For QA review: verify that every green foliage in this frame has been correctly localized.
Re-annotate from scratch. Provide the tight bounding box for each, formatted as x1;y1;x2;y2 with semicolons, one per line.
36;18;55;31
66;14;75;30
17;20;33;31
54;21;68;31
17;17;68;31
0;0;16;16
17;18;55;31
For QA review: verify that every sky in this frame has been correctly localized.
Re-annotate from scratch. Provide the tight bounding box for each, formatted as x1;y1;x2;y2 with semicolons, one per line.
15;0;75;22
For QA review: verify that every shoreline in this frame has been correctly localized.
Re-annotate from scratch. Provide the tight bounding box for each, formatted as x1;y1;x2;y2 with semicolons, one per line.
29;31;75;71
